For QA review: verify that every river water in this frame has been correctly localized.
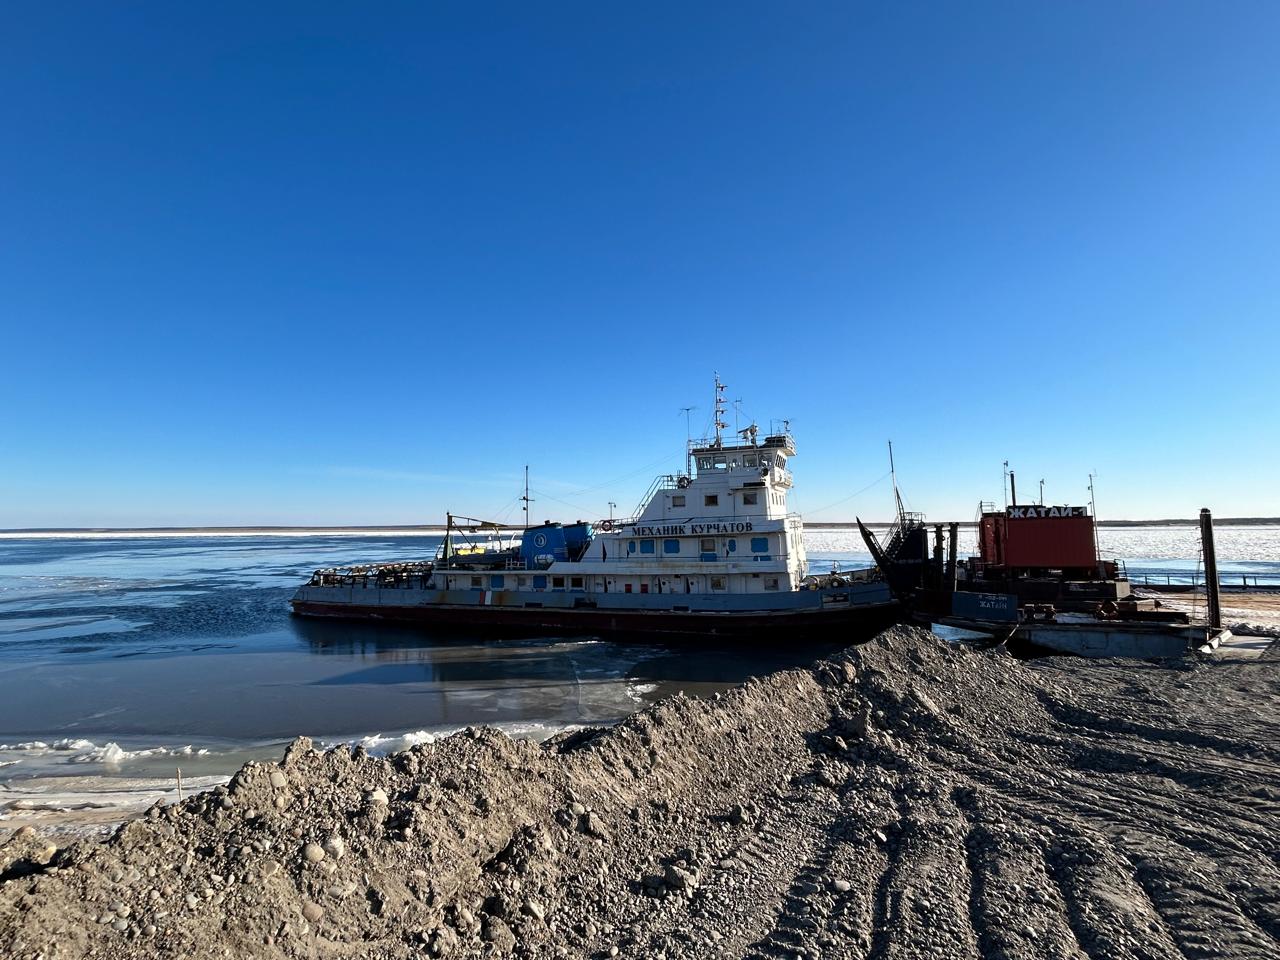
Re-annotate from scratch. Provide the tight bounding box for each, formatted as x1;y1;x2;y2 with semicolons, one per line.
1;526;1277;827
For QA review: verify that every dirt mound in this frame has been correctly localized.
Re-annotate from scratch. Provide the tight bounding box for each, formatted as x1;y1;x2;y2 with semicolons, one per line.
2;626;1278;959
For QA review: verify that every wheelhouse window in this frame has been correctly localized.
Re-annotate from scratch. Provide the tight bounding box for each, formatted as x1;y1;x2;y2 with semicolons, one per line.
704;494;718;507
671;495;686;508
640;539;655;554
663;539;680;554
742;492;758;506
697;456;713;470
742;454;757;467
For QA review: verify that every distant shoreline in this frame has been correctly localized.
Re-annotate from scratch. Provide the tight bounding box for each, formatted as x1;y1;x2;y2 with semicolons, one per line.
2;517;1278;538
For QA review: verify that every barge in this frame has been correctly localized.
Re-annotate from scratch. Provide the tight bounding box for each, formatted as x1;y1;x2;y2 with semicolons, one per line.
862;468;1229;658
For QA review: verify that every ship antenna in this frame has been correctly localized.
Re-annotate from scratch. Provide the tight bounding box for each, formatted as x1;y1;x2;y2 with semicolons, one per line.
1088;471;1100;567
713;373;727;448
521;465;535;529
679;405;696;475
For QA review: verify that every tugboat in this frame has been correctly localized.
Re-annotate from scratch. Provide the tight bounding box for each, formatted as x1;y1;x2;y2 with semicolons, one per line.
290;378;898;639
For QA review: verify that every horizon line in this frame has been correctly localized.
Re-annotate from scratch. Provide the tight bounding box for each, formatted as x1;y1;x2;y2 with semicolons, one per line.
2;516;1278;538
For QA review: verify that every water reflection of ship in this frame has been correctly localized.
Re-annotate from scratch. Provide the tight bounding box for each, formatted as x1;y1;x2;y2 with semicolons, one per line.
289;617;848;726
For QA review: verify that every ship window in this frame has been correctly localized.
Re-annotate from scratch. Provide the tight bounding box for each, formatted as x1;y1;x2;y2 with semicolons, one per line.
728;539;736;552
640;583;649;594
742;492;758;506
742;454;757;467
628;540;636;553
663;539;680;554
490;575;504;589
714;456;727;469
704;494;718;507
552;576;565;589
697;456;713;470
751;537;769;553
671;495;685;508
700;538;715;553
776;455;787;469
624;582;633;593
570;576;584;590
533;575;547;589
710;576;727;591
765;577;779;590
470;576;482;589
640;539;655;554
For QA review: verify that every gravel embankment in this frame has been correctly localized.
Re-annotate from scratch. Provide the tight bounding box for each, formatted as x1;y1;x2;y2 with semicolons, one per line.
2;625;1278;959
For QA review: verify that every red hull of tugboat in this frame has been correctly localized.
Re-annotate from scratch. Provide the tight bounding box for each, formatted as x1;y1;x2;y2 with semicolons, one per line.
289;599;901;640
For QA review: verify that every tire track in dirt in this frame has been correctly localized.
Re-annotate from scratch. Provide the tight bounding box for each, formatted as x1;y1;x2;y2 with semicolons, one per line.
2;628;1277;960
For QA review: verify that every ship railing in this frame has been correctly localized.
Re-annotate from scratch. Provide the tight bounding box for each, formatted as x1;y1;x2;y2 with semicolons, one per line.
630;474;681;517
308;560;435;588
1132;572;1280;591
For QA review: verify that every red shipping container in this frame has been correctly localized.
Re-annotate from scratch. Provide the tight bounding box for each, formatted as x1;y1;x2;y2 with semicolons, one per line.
1004;515;1096;568
979;508;1096;570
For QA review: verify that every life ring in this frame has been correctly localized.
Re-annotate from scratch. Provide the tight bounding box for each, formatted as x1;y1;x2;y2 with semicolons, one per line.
599;519;614;532
677;475;691;489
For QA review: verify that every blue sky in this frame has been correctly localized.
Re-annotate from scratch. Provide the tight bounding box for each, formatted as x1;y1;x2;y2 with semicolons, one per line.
2;3;1277;527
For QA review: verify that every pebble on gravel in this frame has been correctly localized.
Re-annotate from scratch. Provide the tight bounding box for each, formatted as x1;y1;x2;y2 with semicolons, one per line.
302;842;326;863
301;901;324;923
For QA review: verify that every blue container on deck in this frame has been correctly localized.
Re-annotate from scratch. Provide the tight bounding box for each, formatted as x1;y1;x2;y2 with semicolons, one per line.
562;522;594;558
520;523;569;568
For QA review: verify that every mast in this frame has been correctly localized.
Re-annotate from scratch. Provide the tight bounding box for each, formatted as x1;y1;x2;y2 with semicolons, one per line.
889;440;905;523
713;373;727;448
521;465;534;528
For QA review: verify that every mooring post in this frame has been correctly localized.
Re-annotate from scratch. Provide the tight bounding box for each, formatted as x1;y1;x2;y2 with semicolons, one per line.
933;524;944;588
1199;507;1221;630
947;522;959;592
